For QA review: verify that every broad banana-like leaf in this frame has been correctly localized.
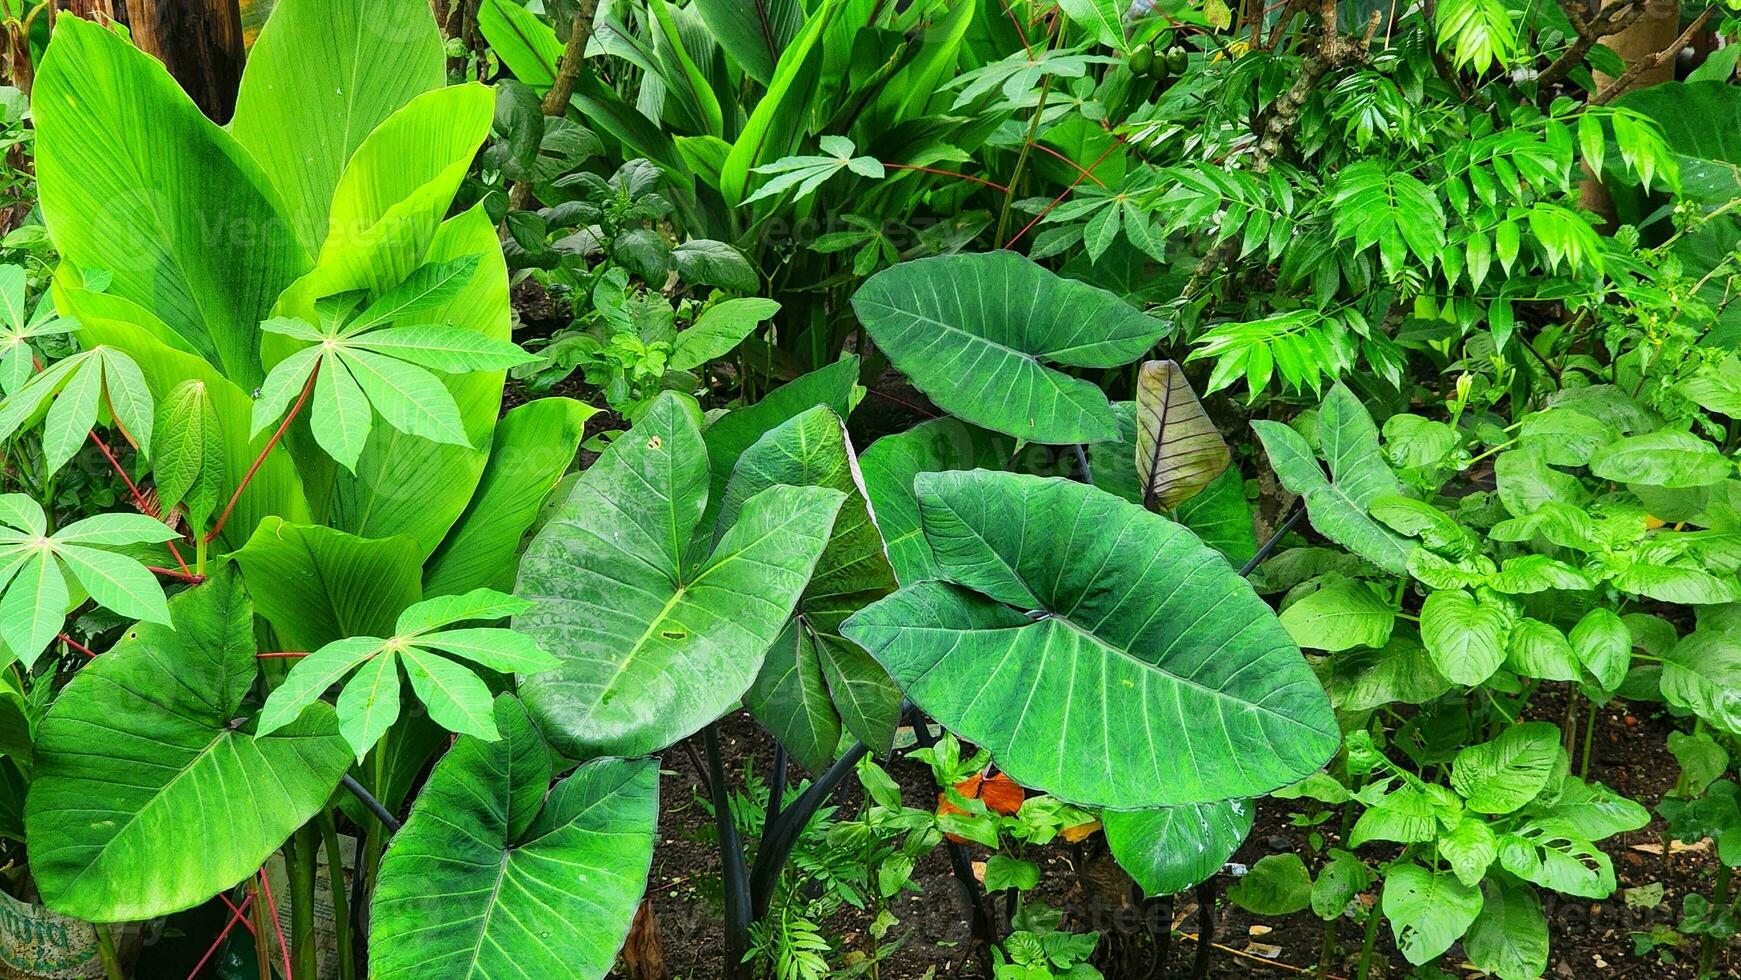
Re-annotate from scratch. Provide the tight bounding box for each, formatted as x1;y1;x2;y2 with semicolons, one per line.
26;567;350;920
516;393;846;758
313;208;512;556
1104;799;1254;897
722;406;902;769
372;696;657;979
232;517;423;650
1252;383;1415;574
283;83;494;306
1135;360;1230;511
860;417;1014;586
424;397;595;596
232;0;447;253
852;252;1168;444
34;17;310;389
842;471;1338;808
690;0;803;85
52;285;311;546
720;0;842;206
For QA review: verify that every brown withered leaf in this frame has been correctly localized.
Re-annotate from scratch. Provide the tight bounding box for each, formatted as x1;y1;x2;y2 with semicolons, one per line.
1135;360;1230;511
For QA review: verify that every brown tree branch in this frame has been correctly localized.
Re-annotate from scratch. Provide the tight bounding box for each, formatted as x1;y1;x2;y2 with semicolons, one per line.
1535;0;1647;101
1592;6;1713;104
507;0;603;212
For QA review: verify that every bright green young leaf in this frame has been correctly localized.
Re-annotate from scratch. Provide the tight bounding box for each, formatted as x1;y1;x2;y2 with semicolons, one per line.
853;252;1167;444
720;1;841;206
26;567;350;920
1279;578;1396;652
1589;429;1732;489
1439;816;1499;886
1056;0;1127;50
670;298;781;372
0;275;74;397
1228;853;1313;915
842;471;1338;808
1382;862;1484;965
153;379;225;526
516;393;845;759
1421;589;1511;686
1451;722;1563;814
0;345;154;476
1464;874;1549;980
372;696;657;980
1253;384;1414;574
745;136;885;205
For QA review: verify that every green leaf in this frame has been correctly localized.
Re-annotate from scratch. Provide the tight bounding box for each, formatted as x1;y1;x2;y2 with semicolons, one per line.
984;855;1043;893
516;393;845;758
1382;863;1483;965
397;588;531;634
371;696;658;979
154;379;226;525
1056;0;1127;49
345;255;484;335
744;620;841;774
852;252;1167;444
861;418;1014;586
1497;825;1614;898
1505;617;1581;683
1134;360;1230;511
670;298;781;372
97;347;153;455
1590;430;1732;489
1105;799;1254;898
257;636;386;743
1229;853;1313;915
1451;722;1562;814
1253;384;1414;574
401;648;499;741
1311;850;1373;920
1663;628;1741;735
702;356;858;531
689;0;803;86
721;2;841;205
34;20;307;387
842;471;1338;808
1421;589;1510;686
1464;874;1549;980
40;352;101;478
672;239;760;293
54;545;169;626
232;517;423;649
312;355;375;471
721;406;902;763
349;324;535;375
424;398;595;596
337;347;473;448
25;568;350;920
1325;639;1455;712
0;554;68;668
231;0;446;255
1439;816;1498;887
1279;578;1395;652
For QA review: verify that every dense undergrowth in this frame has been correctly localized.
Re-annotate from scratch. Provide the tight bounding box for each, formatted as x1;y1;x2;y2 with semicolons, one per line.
0;0;1736;977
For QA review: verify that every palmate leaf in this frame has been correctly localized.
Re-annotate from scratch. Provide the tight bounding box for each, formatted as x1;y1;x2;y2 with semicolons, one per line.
721;406;903;769
0;345;154;476
745;136;884;205
842;471;1338;808
26;567;351;920
0;495;175;667
371;696;658;980
1134;360;1230;512
516;393;846;759
852;252;1168;444
257;587;557;760
0;268;75;397
1253;383;1415;575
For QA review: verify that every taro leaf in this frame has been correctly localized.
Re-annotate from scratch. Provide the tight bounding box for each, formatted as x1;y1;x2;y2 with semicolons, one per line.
0;495;176;668
515;393;845;759
372;696;657;980
33;17;309;388
231;0;447;255
860;417;1014;586
26;567;350;920
841;471;1338;808
232;517;423;650
1105;800;1253;897
1091;405;1256;566
423;397;595;597
257;588;558;760
1253;384;1414;574
852;252;1168;444
1450;722;1562;814
1134;360;1230;512
720;406;902;768
1381;862;1483;965
1590;429;1732;489
1228;853;1312;915
1464;874;1549;980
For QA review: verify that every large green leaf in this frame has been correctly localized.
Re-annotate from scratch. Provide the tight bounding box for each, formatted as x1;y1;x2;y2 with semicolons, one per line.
25;567;350;920
34;17;310;388
516;393;845;758
1253;384;1414;574
1104;799;1253;897
842;471;1338;808
720;0;843;206
1463;874;1549;980
424;397;594;596
1662;627;1741;735
1382;862;1483;965
372;696;657;979
232;0;447;254
1450;722;1562;814
691;0;803;85
853;252;1167;444
861;418;1014;586
232;518;423;650
721;406;902;768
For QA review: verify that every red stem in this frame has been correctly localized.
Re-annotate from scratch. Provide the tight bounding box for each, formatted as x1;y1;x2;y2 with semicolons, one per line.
884;163;1011;194
206;361;320;546
255;651;310;659
257;869;293;980
1032;143;1109;188
1000;0;1034;56
1005;141;1121;249
58;633;96;659
148;565;205;584
87;430;193;575
185;893;255;980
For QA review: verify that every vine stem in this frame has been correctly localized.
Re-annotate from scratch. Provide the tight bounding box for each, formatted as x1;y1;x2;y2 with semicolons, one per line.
87;430;192;575
206;361;319;545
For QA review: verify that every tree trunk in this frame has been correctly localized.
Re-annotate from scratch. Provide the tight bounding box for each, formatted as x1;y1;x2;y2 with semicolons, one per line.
124;0;247;123
1579;0;1680;227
